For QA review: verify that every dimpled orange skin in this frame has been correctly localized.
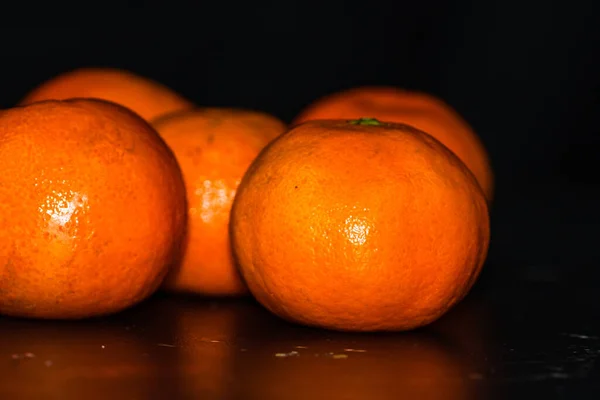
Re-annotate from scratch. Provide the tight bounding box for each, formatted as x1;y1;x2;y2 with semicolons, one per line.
152;108;286;296
0;98;188;319
230;119;490;332
292;87;494;201
19;67;195;122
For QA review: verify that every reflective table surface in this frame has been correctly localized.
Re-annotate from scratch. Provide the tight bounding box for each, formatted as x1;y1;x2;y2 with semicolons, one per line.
2;275;600;399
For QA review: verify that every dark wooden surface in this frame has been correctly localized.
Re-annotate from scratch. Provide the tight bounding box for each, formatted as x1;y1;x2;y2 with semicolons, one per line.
1;276;600;400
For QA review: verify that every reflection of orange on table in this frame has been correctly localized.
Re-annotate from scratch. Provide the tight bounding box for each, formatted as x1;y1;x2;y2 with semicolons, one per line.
0;319;158;399
164;298;257;397
234;332;474;400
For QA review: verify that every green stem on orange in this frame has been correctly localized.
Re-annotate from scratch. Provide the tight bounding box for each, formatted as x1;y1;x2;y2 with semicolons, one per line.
348;117;384;126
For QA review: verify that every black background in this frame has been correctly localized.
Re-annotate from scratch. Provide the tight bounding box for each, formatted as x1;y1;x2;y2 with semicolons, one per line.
1;1;598;289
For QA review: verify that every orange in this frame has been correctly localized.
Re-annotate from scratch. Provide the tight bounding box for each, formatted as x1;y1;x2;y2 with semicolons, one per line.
153;108;286;296
0;98;187;319
230;118;490;332
19;67;195;122
293;86;494;201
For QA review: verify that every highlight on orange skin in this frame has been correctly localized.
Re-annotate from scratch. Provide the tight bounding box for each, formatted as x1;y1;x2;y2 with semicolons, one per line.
19;67;195;122
292;86;494;202
0;98;187;319
230;118;490;332
152;107;287;297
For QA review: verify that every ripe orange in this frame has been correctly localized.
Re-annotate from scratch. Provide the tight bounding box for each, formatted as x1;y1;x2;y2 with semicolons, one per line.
153;108;286;296
230;118;490;332
19;67;194;122
0;98;188;319
293;86;494;201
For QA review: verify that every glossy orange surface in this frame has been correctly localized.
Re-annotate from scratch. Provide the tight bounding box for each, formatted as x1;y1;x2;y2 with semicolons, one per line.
0;99;187;319
153;108;286;296
231;118;490;331
293;87;494;201
19;67;195;122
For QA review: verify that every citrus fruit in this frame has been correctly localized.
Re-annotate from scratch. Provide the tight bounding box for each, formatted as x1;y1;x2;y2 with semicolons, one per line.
19;67;194;122
293;87;494;201
230;118;490;331
0;98;187;319
153;108;286;296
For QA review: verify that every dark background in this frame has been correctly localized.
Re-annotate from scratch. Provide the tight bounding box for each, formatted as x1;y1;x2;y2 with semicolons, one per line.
1;1;598;289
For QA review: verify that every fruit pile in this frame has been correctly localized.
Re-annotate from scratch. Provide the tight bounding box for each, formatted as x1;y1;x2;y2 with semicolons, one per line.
0;67;491;332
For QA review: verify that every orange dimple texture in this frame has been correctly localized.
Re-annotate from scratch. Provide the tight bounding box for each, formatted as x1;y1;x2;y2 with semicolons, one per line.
19;67;195;122
292;87;494;202
0;99;187;319
230;120;490;332
153;108;286;296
